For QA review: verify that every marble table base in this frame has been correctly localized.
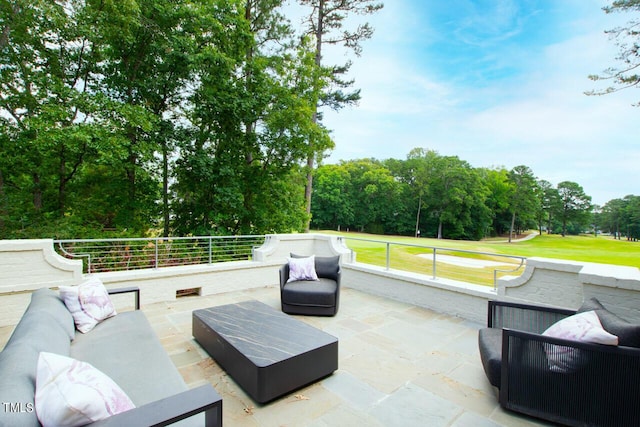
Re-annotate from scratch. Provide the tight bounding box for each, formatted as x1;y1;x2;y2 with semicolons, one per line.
193;300;338;403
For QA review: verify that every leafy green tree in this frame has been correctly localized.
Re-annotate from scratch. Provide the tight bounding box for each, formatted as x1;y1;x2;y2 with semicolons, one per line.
0;0;128;236
311;164;354;230
556;181;592;236
298;0;384;232
403;148;440;237
624;195;640;240
173;0;329;235
91;0;213;234
615;195;640;240
507;165;539;242
418;154;489;240
602;197;626;238
601;195;640;240
536;179;560;235
380;157;416;236
480;167;511;236
339;159;401;233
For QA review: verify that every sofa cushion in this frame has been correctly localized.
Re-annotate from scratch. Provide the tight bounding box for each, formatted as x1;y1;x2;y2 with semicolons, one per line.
578;297;640;348
281;278;338;308
17;288;75;341
578;297;605;312
314;255;340;279
70;310;188;407
0;343;41;427
35;352;134;427
478;327;502;387
542;310;618;373
0;289;74;427
596;309;640;348
290;253;340;280
60;277;117;334
287;255;319;282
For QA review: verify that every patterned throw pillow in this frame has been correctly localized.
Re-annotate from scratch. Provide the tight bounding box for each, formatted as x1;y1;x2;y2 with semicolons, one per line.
60;277;117;333
35;352;134;427
542;310;618;372
287;255;319;282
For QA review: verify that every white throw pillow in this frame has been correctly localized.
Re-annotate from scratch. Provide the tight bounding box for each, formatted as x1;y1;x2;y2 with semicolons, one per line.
60;277;117;333
287;255;319;282
542;310;618;372
35;352;135;427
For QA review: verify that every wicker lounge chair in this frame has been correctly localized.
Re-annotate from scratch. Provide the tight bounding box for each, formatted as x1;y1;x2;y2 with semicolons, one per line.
478;299;640;427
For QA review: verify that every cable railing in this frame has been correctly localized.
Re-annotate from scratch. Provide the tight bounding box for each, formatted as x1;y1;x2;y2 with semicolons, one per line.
54;234;525;288
337;236;526;288
55;235;266;274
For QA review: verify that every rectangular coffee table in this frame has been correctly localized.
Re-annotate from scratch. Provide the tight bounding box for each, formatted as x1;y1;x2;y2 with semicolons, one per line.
192;300;338;403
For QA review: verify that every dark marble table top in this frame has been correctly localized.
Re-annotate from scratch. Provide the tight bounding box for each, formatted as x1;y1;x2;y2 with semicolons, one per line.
193;300;338;368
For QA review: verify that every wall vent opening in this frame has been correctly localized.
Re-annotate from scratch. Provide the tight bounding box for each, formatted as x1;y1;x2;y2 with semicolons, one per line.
176;287;201;298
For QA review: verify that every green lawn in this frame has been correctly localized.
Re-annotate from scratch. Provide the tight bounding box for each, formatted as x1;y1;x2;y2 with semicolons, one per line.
320;230;640;269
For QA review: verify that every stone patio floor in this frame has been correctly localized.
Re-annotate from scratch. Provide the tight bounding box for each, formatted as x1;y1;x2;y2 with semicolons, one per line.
140;285;553;427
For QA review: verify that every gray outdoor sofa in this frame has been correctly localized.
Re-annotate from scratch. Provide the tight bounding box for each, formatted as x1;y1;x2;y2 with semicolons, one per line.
0;286;222;427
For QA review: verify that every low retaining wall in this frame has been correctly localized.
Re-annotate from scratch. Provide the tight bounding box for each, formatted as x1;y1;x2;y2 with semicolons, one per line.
1;236;639;329
253;233;353;262
342;263;494;324
499;257;640;322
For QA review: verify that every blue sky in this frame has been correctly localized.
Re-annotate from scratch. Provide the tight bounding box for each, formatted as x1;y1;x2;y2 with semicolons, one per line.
316;0;640;205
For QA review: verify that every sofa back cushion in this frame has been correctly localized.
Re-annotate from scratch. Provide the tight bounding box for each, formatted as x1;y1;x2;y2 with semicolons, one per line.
290;253;340;281
579;297;640;348
0;288;74;427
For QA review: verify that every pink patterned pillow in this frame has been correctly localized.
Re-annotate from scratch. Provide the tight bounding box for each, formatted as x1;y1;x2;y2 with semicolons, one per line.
543;310;618;372
287;255;319;282
35;352;135;427
60;277;117;333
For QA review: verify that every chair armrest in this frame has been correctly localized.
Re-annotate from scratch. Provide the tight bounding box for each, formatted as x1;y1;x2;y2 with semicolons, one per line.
107;286;140;310
487;300;574;333
500;328;640;426
89;384;222;427
279;264;289;289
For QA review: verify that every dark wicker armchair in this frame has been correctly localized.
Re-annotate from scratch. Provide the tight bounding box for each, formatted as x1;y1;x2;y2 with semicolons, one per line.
478;300;640;427
279;254;341;316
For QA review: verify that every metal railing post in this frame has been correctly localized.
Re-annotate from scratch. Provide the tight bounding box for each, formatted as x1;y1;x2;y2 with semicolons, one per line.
154;238;159;269
386;242;390;270
209;237;213;264
432;247;437;279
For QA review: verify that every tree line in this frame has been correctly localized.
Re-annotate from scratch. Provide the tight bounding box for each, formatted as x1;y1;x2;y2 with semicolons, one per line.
311;149;640;241
0;0;382;239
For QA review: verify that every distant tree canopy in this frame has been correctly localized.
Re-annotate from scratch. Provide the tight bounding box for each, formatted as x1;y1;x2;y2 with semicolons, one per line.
311;153;608;240
600;195;640;241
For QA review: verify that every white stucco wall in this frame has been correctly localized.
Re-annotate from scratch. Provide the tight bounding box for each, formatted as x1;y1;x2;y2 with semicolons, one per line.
341;263;495;324
253;233;353;263
0;239;83;291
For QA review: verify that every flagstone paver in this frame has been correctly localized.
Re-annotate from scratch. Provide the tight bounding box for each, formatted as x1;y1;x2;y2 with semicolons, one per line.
0;285;553;426
143;285;553;426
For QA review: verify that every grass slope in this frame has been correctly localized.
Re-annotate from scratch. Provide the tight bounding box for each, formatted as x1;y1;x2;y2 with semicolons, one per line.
320;230;640;268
